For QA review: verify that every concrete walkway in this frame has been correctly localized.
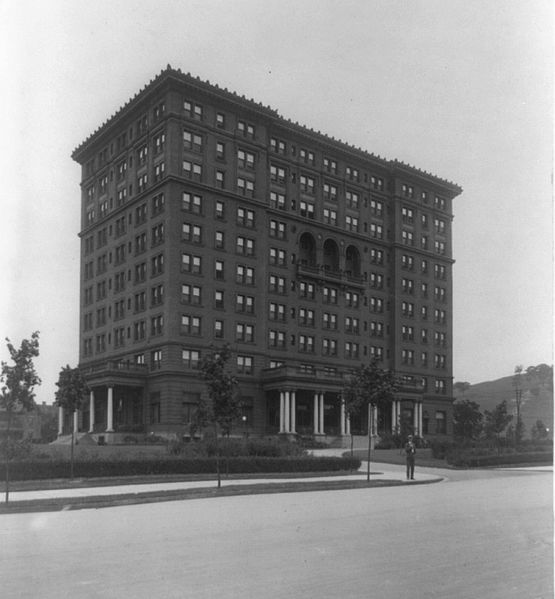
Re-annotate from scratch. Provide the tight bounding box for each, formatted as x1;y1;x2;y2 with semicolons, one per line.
2;449;442;508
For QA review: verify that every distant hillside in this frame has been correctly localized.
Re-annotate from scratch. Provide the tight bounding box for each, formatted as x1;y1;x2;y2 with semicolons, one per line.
454;371;553;434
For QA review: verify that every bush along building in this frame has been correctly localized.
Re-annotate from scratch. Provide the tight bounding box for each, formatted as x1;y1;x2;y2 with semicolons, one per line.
61;66;462;445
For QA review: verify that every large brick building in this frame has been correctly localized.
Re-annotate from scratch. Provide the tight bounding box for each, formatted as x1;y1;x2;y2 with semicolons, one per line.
63;66;462;443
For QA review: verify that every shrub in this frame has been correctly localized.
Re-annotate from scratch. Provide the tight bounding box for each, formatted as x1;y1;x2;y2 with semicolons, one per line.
2;455;361;481
430;439;455;459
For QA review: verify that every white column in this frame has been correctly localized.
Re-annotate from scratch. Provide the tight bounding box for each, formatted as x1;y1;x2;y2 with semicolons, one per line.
313;393;319;434
279;391;285;433
391;401;397;433
58;406;64;436
340;397;346;436
88;390;95;433
106;386;114;432
413;403;419;435
284;390;290;433
290;391;296;434
319;394;325;435
418;403;423;437
73;410;79;434
346;413;351;436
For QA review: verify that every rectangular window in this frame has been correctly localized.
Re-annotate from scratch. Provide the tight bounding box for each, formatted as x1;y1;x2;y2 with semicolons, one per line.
182;253;201;274
152;223;165;246
150;315;164;336
269;248;286;266
237;149;255;169
237;355;253;374
300;201;315;219
236;236;255;256
237;177;255;197
346;190;359;209
182;192;202;214
151;253;164;276
300;175;315;194
345;341;359;359
183;130;203;152
183;160;202;180
268;329;285;348
182;223;202;244
236;294;255;314
299;335;315;353
181;314;201;335
236;264;255;285
184;100;203;120
182;284;201;305
152;193;165;216
269;275;286;294
237;207;255;228
270;191;286;210
435;410;446;432
182;349;200;369
269;302;286;322
299;281;315;299
269;220;286;239
323;208;337;226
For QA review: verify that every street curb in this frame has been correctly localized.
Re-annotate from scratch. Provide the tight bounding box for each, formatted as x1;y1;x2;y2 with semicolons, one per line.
0;476;443;514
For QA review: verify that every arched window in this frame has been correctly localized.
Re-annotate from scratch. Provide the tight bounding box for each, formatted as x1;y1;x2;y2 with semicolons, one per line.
323;239;340;272
299;233;317;266
345;245;361;277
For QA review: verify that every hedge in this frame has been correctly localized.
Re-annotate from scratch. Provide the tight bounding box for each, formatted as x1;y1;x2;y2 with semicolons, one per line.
3;456;361;481
447;451;553;468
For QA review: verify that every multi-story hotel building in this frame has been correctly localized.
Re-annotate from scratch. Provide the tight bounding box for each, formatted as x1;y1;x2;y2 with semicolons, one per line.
64;66;462;443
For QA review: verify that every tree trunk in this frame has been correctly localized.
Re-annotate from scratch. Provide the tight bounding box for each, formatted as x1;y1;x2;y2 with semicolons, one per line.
70;423;75;480
4;409;12;503
366;407;372;482
215;424;221;488
350;432;354;471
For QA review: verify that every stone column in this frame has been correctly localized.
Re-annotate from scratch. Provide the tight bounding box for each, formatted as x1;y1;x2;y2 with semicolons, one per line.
346;413;351;436
106;386;114;432
413;402;419;436
319;393;325;435
58;406;64;436
73;410;79;434
88;390;95;433
284;390;290;433
290;391;296;434
279;391;285;433
418;403;423;437
340;397;346;436
313;392;319;434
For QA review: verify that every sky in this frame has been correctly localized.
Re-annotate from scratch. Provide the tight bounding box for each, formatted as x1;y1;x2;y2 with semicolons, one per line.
0;0;552;405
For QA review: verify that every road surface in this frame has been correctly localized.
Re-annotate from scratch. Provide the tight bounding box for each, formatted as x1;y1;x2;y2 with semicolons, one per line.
1;468;552;598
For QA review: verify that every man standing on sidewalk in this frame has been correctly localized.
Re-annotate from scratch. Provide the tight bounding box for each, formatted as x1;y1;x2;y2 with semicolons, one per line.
405;435;416;480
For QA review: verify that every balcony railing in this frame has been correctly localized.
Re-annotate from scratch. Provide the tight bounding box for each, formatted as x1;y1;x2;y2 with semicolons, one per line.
81;361;149;378
296;263;365;288
261;364;346;386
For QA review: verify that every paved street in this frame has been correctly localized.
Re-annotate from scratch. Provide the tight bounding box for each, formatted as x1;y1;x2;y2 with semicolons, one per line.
1;468;552;599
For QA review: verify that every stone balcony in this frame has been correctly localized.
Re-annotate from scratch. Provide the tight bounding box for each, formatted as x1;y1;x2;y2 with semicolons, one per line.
80;360;149;387
261;363;346;391
296;263;365;289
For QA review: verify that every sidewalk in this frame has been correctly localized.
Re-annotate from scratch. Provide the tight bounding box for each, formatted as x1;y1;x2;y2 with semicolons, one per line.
0;454;443;513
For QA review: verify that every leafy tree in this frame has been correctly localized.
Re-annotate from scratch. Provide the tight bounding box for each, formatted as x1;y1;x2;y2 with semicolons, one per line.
531;419;549;441
54;365;89;479
200;344;239;487
512;365;524;446
453;399;483;440
0;332;41;503
453;381;471;398
343;358;398;481
484;400;513;452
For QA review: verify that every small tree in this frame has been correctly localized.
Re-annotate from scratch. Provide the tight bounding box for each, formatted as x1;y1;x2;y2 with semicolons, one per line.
512;365;524;446
199;344;239;488
343;358;398;481
54;366;89;479
531;419;549;441
453;381;471;398
453;399;483;441
484;400;513;453
0;332;41;503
